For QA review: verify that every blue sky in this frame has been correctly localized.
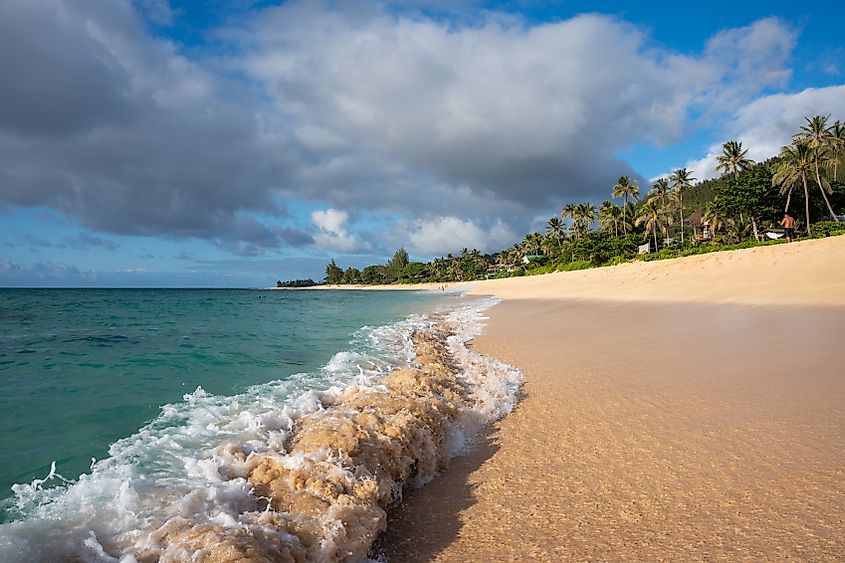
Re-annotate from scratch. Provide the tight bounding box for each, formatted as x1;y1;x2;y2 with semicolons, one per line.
1;0;843;286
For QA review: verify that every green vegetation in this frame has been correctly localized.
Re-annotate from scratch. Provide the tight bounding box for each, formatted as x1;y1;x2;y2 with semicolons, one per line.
276;278;317;288
313;114;844;285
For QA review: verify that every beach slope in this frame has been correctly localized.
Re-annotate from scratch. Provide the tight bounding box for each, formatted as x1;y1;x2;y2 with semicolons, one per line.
381;236;845;561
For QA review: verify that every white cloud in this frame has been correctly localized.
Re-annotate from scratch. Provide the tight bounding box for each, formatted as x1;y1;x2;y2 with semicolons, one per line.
310;209;369;252
234;7;800;224
0;1;818;259
683;84;845;181
406;216;516;255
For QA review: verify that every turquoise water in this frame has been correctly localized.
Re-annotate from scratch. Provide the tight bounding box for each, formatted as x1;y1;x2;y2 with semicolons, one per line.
0;288;447;521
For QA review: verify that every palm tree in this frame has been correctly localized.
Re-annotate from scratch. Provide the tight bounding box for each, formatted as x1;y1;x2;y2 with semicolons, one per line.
508;244;525;266
724;217;752;244
561;203;578;236
522;233;543;255
598;201;623;237
431;256;448;280
716;139;760;238
773;140;815;234
701;202;726;240
448;259;464;281
827;120;845;181
651;178;671;206
669;168;696;244
657;196;675;238
798;115;839;220
612;176;640;234
635;198;661;252
541;235;559;257
572;202;596;238
546;217;565;241
715;140;754;179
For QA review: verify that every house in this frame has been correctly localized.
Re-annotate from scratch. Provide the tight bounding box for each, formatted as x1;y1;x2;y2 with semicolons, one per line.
521;254;544;265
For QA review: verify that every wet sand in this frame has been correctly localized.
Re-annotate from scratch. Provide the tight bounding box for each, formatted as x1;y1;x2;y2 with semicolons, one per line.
381;237;845;561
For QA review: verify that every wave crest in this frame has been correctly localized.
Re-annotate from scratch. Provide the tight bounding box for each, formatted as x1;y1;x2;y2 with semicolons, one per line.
0;298;522;562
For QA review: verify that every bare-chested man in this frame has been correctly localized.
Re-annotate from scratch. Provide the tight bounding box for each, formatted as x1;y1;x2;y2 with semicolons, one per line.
779;212;796;243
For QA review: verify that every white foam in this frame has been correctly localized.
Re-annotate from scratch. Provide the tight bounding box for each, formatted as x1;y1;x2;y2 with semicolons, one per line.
0;296;521;562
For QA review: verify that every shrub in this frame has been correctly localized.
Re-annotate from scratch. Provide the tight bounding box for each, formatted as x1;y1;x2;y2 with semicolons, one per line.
810;221;845;238
602;255;631;267
558;260;591;271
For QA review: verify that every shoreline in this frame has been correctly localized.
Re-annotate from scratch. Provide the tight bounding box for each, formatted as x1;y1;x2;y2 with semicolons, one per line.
275;235;845;307
0;294;522;561
380;236;845;560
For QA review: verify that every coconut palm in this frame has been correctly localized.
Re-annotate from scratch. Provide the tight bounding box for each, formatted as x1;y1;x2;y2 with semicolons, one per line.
572;202;596;238
546;217;565;241
724;217;753;244
612;176;640;234
522;233;543;255
598;201;623;237
657;195;675;238
561;203;578;235
669;168;696;244
650;178;671;206
635;198;661;252
447;260;463;281
541;234;559;257
715;140;754;179
701;202;727;240
507;245;525;266
773;140;815;234
797;114;839;220
716;139;762;237
436;256;449;277
827;120;845;181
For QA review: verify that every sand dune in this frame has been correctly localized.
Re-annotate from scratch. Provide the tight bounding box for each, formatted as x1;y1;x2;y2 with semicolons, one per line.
381;236;845;561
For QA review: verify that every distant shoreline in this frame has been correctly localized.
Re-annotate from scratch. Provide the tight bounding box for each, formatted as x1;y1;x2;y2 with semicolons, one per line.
275;234;845;306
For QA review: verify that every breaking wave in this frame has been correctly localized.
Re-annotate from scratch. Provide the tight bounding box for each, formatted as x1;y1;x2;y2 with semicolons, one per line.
0;296;521;562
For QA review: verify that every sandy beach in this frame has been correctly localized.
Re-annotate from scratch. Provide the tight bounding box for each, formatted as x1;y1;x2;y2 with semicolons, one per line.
380;236;845;561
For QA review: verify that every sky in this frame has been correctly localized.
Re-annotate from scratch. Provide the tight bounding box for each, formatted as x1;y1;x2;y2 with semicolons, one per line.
1;0;844;287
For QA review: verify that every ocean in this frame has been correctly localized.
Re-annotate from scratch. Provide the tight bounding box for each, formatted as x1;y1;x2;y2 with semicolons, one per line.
0;288;521;561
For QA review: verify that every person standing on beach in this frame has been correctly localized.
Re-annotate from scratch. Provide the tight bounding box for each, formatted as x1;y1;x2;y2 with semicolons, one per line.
779;212;796;243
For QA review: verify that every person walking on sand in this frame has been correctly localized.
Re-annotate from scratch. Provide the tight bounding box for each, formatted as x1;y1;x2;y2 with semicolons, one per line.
779;212;796;243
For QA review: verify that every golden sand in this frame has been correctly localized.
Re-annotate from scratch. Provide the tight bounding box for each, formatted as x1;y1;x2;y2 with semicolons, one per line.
381;236;845;561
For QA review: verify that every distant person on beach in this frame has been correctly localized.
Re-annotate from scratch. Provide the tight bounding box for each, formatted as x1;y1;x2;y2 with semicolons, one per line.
779;212;796;243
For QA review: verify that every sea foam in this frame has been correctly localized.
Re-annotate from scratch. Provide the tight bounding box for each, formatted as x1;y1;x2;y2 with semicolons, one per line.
0;296;521;562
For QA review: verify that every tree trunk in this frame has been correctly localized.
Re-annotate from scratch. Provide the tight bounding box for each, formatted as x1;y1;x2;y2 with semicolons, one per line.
803;173;812;235
679;192;685;244
751;216;759;241
653;223;658;252
623;195;628;235
784;188;792;213
815;161;839;220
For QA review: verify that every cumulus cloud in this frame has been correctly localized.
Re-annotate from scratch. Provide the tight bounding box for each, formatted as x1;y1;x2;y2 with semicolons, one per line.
405;216;516;255
311;209;369;252
239;8;796;210
0;0;291;252
684;84;845;180
0;0;813;258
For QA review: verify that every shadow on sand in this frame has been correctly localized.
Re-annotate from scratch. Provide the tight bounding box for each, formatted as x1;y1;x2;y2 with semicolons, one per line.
374;391;527;561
